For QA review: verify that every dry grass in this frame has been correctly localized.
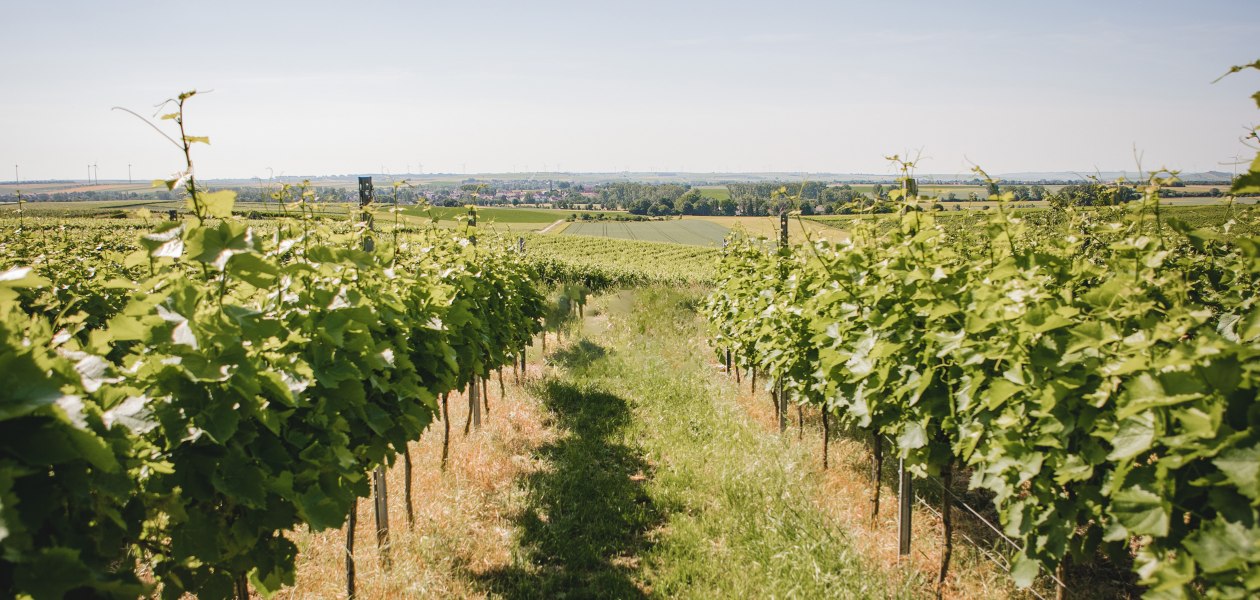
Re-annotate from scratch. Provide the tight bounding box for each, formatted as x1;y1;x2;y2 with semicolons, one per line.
278;355;558;599
723;368;1035;600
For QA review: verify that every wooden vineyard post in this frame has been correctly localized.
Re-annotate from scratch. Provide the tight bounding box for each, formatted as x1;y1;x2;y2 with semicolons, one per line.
871;432;883;520
404;449;414;529
822;409;830;470
359;176;375;252
346;497;357;600
771;380;781;431
373;465;391;567
939;459;954;596
898;459;912;556
770;378;778;423
463;380;473;435
470;377;482;430
725;349;732;375
482;376;490;419
440;393;451;471
359;176;391;567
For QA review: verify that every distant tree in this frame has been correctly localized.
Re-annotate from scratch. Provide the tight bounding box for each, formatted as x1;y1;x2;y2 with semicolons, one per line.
1049;182;1140;208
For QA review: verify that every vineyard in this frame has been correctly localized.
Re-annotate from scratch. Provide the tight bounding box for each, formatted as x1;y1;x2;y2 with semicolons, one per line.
707;166;1260;597
4;59;1260;600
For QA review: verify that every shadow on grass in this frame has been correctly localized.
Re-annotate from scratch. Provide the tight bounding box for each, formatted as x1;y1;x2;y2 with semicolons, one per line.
548;339;609;369
476;377;660;599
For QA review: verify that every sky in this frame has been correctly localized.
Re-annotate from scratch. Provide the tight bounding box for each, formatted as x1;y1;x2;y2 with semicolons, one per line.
3;0;1260;182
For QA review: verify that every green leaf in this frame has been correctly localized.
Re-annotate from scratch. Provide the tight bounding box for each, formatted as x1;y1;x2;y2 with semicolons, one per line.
140;221;184;258
1213;444;1260;501
1108;412;1155;461
14;547;92;598
211;453;267;508
1182;519;1259;574
0;266;50;288
226;253;279;288
1111;486;1169;537
897;421;927;449
296;488;347;531
200;189;236;218
983;378;1022;410
1010;553;1041;588
0;353;65;420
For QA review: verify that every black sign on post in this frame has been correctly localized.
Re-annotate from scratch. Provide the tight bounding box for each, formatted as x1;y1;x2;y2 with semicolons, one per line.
358;176;374;207
358;176;375;252
779;212;789;248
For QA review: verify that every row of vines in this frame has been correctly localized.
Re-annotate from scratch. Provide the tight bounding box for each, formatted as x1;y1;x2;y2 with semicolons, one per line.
523;234;719;289
0;93;550;598
708;162;1260;598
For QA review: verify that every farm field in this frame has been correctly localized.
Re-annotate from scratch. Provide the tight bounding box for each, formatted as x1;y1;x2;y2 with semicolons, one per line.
687;214;848;243
562;218;730;246
695;185;731;201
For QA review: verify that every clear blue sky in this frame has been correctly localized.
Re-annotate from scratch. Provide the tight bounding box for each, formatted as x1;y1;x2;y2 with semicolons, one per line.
4;0;1260;181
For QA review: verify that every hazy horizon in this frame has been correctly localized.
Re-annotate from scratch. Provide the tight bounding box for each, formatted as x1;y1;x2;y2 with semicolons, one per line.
5;0;1260;182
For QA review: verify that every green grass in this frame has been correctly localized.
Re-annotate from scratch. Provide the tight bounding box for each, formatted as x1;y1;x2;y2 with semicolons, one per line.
696;186;731;201
561;219;729;246
479;288;910;597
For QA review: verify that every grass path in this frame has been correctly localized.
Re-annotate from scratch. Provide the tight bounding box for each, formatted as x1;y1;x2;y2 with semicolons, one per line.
481;288;909;598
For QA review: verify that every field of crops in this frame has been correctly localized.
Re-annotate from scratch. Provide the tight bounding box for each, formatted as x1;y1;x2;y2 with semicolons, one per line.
696;186;731;201
561;218;729;246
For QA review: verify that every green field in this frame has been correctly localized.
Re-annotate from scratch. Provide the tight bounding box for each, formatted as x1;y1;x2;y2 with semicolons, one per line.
696;186;731;201
562;219;730;246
